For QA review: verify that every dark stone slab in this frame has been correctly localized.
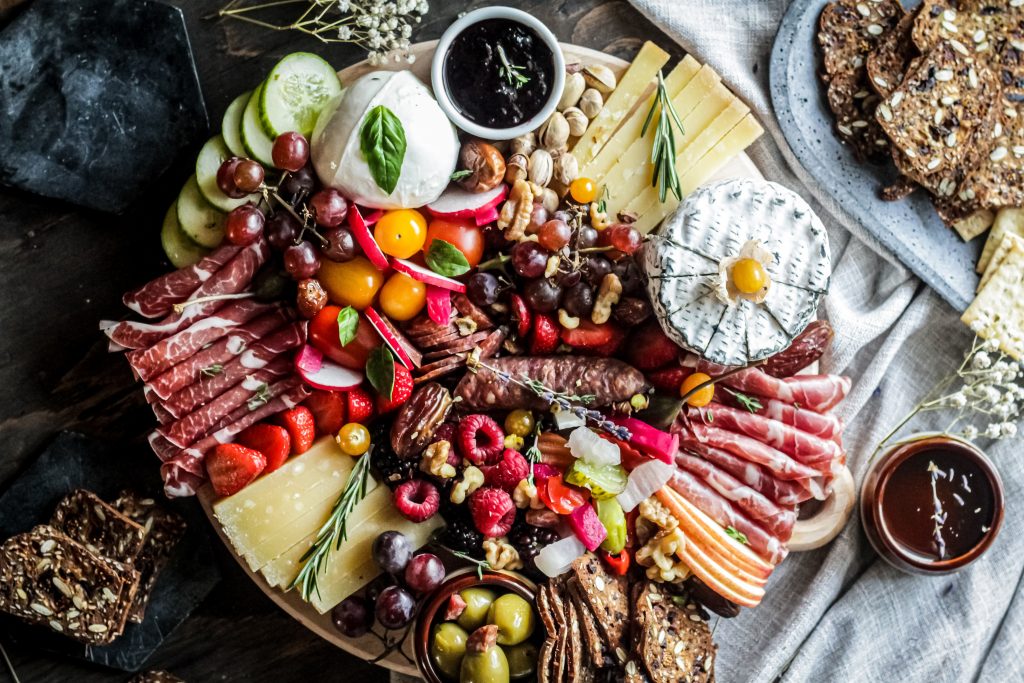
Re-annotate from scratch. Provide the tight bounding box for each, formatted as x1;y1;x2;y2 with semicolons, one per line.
0;0;208;213
0;431;221;672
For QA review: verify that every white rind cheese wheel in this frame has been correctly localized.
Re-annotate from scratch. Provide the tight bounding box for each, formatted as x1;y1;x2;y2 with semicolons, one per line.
643;178;830;366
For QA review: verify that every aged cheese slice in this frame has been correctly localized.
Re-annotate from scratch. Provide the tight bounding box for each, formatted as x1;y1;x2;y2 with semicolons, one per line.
962;239;1024;359
978;208;1024;273
571;41;670;168
601;70;728;219
583;56;701;181
631;114;763;234
979;233;1024;291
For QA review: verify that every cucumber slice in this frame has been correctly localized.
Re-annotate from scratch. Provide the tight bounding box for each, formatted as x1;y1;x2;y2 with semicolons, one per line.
222;91;250;157
196;135;258;212
242;82;277;168
162;201;210;268
177;174;225;248
259;52;342;138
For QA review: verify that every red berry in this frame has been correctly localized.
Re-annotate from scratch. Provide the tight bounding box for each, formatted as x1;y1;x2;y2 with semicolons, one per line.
590;325;627;357
393;479;441;523
561;320;622;353
279;406;316;455
346;387;376;424
530;313;560;355
482;449;530;491
236;423;291;473
646;366;692;394
510;293;531;339
303;390;347;435
627;322;681;370
310;189;349;228
233;159;265;193
377;364;414;413
458;414;505;466
216;158;245;198
468;487;516;538
206;443;266;496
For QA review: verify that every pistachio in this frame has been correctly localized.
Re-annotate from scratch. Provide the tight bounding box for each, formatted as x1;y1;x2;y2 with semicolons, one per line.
510;132;536;157
539;187;559;214
583;64;617;93
504;152;529;184
528;148;554;187
539;112;570;152
559;71;586;110
564;61;583;75
553;151;579;186
579;88;604;119
457;140;506;193
562;106;589;137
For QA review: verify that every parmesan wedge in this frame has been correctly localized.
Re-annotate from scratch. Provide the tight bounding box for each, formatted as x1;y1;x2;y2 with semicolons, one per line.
978;207;1024;273
962;239;1024;359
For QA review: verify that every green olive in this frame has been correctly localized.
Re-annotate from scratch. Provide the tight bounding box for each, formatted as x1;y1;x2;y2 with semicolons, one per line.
457;588;497;632
431;622;469;679
503;642;538;679
460;641;509;683
486;593;535;646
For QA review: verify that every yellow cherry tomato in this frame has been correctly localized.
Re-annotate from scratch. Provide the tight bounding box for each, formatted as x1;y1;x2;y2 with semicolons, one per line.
337;422;371;456
569;177;598;204
374;209;427;259
318;255;384;310
731;258;768;294
379;272;427;321
680;372;715;407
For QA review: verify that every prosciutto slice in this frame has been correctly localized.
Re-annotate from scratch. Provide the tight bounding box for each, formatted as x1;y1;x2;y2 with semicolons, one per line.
122;244;243;318
676;453;796;538
683;422;826;485
667;470;785;564
757;397;844;443
683;356;851;413
687;443;813;506
104;239;269;349
143;309;293;400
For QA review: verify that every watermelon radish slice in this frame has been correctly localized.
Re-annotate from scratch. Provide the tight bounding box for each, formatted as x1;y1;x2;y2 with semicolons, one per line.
364;307;421;369
567;503;607;552
606;416;678;465
295;345;364;391
390;258;466;293
426;184;508;224
426;286;452;325
348;205;390;271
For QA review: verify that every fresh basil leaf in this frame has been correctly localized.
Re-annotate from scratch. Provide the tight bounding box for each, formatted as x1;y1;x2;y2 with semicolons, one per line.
365;346;395;401
450;169;473;181
426;239;471;277
359;105;406;194
337;306;359;347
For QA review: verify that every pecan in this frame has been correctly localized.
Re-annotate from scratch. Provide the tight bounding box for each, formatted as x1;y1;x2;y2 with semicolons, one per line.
390;383;453;458
612;296;653;326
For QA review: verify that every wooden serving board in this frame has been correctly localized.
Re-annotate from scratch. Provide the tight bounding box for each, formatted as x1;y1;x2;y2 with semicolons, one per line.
198;41;763;676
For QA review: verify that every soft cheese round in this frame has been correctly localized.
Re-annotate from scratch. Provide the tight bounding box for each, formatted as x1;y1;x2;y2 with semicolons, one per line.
311;70;459;209
643;178;831;367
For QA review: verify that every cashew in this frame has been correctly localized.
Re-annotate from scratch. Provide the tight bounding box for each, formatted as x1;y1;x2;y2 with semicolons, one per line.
544;254;560;278
421;440;456;479
498;180;534;241
483;536;524;571
591;272;622;324
590;200;611;230
558;308;580;330
450;465;485;504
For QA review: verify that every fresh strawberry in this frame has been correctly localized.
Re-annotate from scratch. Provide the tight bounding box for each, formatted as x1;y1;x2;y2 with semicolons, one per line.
303;390;347;436
626;322;681;369
647;366;692;394
279;406;316;455
561;320;622;352
510;293;531;338
237;423;291;473
530;313;560;355
377;364;414;413
347;386;376;424
207;443;266;497
590;324;627;357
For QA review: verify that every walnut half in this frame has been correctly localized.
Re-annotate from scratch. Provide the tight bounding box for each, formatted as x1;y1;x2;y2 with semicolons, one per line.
498;179;534;241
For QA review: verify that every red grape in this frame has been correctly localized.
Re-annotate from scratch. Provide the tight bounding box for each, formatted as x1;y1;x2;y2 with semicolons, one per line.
376;585;416;629
467;272;500;306
404;553;445;593
576;226;598;249
585;256;612;286
372;531;412;575
563;282;595;317
310;189;349;228
321;227;357;262
511;241;549;279
216;158;245;198
233;159;265;193
280;164;316;199
527;203;548;234
538;219;571;251
598;223;642;258
332;596;374;637
524;278;562;312
284;241;320;279
225;204;265;245
265;211;301;251
273;132;310;172
613;258;644;294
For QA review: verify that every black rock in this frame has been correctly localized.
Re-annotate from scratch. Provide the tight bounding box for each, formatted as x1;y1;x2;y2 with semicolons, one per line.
0;0;207;213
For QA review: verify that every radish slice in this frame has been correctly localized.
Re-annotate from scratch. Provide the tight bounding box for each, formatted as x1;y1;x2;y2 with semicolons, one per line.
426;184;508;220
567;503;607;552
360;208;383;226
607;416;678;464
348;205;390;271
474;205;500;227
616;460;675;512
295;345;364;391
534;535;587;578
426;285;452;325
390;258;466;293
364;307;417;369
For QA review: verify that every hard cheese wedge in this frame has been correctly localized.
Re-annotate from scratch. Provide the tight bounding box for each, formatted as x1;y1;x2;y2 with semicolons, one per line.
583;56;700;182
571;41;669;168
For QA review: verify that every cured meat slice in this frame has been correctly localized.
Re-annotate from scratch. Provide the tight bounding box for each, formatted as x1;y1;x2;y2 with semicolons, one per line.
104;239;269;349
144;309;293;400
159;321;306;419
127;300;275;382
676;453;797;539
683;423;825;482
148;432;179;463
158;356;293;448
756;397;844;443
122;244;243;318
667;469;785;564
683;356;851;413
689;404;842;466
688;443;813;506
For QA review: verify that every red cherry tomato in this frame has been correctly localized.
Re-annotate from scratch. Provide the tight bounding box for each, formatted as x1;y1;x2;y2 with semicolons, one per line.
538;474;590;515
424;218;485;267
309;305;380;370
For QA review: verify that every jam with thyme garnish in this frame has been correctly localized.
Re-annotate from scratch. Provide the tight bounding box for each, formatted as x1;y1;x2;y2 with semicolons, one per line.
443;18;554;128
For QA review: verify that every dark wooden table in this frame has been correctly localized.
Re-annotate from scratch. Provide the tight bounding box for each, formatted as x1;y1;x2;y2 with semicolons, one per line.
0;1;684;680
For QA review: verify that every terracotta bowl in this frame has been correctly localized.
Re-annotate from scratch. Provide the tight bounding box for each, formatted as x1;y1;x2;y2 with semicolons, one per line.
414;568;539;683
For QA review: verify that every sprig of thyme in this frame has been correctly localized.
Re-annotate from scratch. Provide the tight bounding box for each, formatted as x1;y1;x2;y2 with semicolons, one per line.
497;44;530;89
201;364;224;378
247;382;271;410
447;549;492;580
725;526;749;545
291;451;374;601
642;70;685;203
525;422;542;486
722;386;762;413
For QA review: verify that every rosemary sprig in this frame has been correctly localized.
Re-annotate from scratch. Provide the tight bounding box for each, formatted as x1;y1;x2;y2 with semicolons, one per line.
722;386;763;413
201;363;224;378
247;382;271;411
291;451;374;601
525;422;542;486
497;44;530;89
521;376;596;406
641;70;685;202
447;549;493;580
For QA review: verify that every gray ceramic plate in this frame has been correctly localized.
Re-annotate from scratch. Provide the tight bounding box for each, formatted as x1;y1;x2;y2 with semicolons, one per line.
770;0;979;311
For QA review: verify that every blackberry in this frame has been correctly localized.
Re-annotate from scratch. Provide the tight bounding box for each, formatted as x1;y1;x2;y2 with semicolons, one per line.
439;515;484;558
508;521;560;565
370;435;416;489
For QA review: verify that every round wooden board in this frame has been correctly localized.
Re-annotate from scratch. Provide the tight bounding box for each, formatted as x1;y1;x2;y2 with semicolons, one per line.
198;41;763;676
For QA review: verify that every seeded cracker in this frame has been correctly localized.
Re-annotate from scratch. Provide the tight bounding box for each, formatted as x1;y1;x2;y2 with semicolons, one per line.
548;578;569;683
633;582;716;683
570;553;631;655
827;73;894;162
818;0;905;80
962;238;1024;358
568;579;606;668
880;174;918;201
867;9;919;97
51;489;146;565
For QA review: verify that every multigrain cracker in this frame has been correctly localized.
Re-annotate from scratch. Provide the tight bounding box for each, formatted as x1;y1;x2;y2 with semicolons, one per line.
867;9;918;97
818;0;905;79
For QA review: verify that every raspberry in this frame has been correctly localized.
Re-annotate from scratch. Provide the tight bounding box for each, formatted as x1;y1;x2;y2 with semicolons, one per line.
431;422;462;468
531;462;560;483
468;487;516;538
458;414;505;466
482;449;530;491
393;479;440;523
